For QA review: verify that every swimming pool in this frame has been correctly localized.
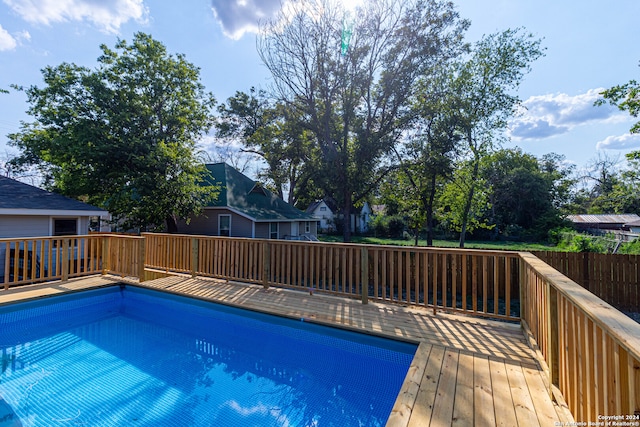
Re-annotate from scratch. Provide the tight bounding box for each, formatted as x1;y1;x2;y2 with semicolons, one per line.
0;285;416;426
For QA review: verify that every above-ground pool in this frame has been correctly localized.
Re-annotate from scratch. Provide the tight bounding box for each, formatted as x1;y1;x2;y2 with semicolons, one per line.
0;285;416;426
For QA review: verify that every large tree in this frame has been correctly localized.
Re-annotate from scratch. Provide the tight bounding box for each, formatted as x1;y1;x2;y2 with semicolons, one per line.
9;33;217;232
448;28;544;247
258;0;468;241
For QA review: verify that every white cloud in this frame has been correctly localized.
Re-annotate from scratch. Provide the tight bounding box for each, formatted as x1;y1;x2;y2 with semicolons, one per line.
3;0;149;34
509;88;622;140
210;0;283;39
0;24;17;51
596;133;640;150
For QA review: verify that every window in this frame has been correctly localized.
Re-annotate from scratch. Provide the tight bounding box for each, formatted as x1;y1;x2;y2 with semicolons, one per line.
319;206;327;212
219;215;231;237
53;219;77;236
305;221;311;233
270;222;279;239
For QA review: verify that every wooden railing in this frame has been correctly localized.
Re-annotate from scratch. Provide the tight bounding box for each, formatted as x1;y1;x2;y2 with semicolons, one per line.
533;251;640;312
0;234;144;289
144;233;521;321
520;252;640;421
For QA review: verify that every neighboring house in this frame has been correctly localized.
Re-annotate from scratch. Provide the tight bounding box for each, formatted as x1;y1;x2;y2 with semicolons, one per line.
306;199;373;234
567;214;640;232
625;219;640;235
0;176;109;281
0;176;109;239
306;199;335;233
568;214;640;242
178;163;317;239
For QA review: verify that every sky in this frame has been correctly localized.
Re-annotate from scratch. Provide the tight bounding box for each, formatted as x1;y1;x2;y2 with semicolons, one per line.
0;0;639;173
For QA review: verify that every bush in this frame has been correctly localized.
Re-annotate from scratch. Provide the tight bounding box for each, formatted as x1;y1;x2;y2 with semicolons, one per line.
554;230;617;253
369;214;406;238
618;238;640;254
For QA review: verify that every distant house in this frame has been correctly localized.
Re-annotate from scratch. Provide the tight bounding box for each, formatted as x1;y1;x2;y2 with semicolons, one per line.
567;214;640;232
178;163;317;239
306;199;373;234
567;214;640;242
0;176;109;239
625;219;640;235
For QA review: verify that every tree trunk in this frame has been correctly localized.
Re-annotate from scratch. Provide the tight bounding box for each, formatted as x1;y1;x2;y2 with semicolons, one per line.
166;216;178;234
342;202;352;243
459;158;480;248
425;172;437;247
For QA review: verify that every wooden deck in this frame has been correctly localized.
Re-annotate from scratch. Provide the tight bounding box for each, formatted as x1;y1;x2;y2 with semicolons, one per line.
0;274;574;426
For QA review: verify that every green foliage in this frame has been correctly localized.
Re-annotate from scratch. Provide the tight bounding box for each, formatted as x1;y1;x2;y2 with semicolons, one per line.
481;149;573;241
368;214;408;239
554;230;617;253
618;239;640;255
259;0;469;241
448;28;545;247
217;89;317;206
597;63;640;134
9;33;217;231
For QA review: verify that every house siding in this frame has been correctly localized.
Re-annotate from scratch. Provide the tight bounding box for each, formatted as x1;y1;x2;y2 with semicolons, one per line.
0;216;49;238
179;209;254;238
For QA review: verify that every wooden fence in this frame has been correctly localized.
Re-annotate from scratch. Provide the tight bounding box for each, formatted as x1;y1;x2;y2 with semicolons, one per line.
533;251;639;312
144;233;521;321
520;252;640;421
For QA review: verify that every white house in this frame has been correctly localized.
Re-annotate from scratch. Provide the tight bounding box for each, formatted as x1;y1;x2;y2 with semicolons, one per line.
306;199;373;234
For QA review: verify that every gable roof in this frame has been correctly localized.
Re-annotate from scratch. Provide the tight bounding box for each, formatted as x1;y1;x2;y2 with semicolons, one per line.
0;176;105;213
204;163;313;222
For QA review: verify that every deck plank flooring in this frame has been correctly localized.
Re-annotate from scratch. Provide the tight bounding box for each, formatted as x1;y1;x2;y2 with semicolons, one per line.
0;274;573;426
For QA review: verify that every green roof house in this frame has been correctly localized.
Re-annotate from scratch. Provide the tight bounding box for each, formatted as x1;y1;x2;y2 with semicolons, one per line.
177;163;317;239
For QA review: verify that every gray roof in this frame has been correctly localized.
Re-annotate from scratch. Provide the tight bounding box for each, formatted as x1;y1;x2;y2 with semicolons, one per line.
567;214;640;224
0;176;105;212
204;163;314;221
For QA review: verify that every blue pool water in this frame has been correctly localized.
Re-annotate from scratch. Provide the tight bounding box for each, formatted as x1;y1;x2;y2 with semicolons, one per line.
0;285;416;426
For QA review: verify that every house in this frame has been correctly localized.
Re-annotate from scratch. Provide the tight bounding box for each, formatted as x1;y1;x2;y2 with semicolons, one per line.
567;214;640;232
178;163;317;239
567;213;640;242
0;176;109;281
306;199;373;234
306;199;335;233
625;219;640;235
0;175;109;238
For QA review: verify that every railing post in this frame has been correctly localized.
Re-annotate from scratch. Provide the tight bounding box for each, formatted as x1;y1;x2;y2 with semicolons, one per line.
61;238;69;282
3;242;9;290
547;283;559;395
138;236;146;282
263;241;270;289
361;247;369;304
101;237;110;275
191;237;199;278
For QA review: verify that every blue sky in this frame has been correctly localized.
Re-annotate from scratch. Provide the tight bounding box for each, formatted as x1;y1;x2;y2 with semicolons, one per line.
0;0;639;171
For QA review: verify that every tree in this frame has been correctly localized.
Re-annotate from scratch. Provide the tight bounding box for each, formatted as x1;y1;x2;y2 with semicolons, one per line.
481;149;572;240
258;0;469;241
597;62;640;134
395;66;462;246
216;88;316;206
449;28;544;247
9;33;217;232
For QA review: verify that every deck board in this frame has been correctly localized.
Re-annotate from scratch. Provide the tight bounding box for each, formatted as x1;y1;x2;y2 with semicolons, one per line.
0;274;573;426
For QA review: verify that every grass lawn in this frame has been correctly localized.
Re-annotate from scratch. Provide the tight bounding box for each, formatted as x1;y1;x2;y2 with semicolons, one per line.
317;235;558;252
